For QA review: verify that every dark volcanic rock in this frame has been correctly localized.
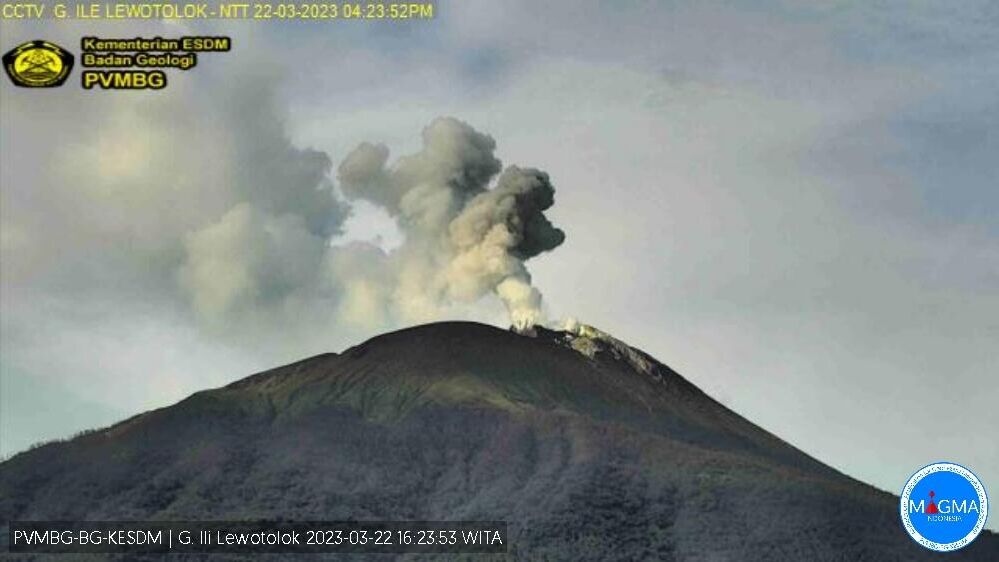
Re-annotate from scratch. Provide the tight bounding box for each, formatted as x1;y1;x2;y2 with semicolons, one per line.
1;321;996;560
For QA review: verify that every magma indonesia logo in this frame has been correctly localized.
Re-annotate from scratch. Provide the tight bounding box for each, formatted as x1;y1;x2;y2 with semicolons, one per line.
2;40;74;87
900;462;989;551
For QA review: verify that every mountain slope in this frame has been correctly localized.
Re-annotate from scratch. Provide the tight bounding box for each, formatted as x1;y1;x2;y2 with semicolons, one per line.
1;321;996;560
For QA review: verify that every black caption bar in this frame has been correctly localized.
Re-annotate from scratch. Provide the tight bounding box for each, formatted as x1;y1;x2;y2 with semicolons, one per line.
8;521;508;554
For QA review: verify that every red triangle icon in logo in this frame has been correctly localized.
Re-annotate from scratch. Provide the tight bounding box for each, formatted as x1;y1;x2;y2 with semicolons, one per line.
926;491;939;514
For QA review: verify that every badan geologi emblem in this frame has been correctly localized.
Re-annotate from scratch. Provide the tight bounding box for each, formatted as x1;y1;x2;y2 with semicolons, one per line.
3;40;74;87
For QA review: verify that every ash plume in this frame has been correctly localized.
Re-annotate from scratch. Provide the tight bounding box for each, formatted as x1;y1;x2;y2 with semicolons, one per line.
13;94;567;348
335;117;565;328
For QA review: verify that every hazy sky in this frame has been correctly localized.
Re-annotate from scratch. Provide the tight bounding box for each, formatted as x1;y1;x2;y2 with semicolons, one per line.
1;1;996;529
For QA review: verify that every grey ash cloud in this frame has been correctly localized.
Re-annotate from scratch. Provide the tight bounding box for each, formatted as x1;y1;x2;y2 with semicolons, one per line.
179;114;567;331
335;117;566;328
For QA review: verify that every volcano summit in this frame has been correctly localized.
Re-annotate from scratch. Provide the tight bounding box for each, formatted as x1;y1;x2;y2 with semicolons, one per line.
1;321;996;560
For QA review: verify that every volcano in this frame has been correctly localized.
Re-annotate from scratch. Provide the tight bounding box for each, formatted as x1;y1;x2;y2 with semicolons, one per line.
1;321;996;560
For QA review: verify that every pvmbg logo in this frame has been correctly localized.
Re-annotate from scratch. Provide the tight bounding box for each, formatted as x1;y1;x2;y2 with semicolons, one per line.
900;462;989;551
2;40;74;87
